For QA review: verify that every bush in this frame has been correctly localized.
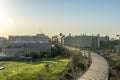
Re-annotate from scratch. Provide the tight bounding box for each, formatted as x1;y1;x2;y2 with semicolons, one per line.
51;45;59;57
25;52;38;59
25;51;49;59
115;61;120;71
51;45;70;57
59;50;86;80
39;51;49;58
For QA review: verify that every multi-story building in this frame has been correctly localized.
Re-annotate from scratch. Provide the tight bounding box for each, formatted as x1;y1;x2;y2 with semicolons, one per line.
0;37;7;51
2;34;51;57
0;37;4;48
9;34;49;43
52;33;65;44
52;35;59;43
63;34;100;49
100;36;109;41
63;34;110;49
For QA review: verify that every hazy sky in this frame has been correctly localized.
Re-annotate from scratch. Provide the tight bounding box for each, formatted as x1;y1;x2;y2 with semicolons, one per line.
0;0;120;38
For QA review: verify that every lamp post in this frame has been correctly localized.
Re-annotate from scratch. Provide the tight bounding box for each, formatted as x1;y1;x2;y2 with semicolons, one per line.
83;46;88;71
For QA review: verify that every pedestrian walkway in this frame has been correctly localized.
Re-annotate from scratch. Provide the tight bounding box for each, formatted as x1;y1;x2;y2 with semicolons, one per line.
79;52;109;80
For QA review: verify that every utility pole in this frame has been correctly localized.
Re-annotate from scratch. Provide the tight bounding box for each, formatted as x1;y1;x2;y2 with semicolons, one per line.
88;49;92;65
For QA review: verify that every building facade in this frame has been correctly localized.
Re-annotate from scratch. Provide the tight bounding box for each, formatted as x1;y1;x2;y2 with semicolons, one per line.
0;37;6;51
63;34;100;49
2;34;51;57
9;34;49;43
0;37;4;48
100;35;109;41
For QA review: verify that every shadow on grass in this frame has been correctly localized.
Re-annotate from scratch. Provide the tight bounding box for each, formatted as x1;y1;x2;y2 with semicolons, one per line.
0;56;69;70
14;56;69;65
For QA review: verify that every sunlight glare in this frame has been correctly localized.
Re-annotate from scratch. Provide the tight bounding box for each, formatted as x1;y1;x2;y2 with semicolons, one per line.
0;0;14;28
0;0;6;27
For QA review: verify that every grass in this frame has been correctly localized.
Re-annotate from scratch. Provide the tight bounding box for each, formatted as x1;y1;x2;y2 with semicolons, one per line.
0;57;69;80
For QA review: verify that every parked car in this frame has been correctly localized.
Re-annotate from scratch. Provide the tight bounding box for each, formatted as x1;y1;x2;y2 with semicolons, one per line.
0;66;5;70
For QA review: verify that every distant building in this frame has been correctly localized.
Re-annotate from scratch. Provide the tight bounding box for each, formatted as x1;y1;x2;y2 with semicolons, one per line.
0;37;6;51
52;35;59;43
100;35;109;41
2;34;51;57
52;33;65;44
9;34;49;43
0;37;4;48
63;34;100;49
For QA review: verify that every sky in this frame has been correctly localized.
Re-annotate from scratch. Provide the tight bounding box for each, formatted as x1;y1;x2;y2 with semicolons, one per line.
0;0;120;38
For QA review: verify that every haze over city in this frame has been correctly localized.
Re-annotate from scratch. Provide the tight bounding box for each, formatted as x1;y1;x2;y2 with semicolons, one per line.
1;0;120;80
0;0;120;38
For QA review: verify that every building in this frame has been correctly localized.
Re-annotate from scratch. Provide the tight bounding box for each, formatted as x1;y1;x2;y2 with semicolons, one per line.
0;37;4;48
52;33;65;44
2;34;51;57
52;35;59;43
9;34;49;43
100;35;109;41
0;37;7;51
63;34;100;49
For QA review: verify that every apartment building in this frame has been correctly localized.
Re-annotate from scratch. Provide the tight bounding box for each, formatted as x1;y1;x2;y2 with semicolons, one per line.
2;34;51;57
63;34;110;49
100;36;109;41
0;37;7;51
0;37;4;48
63;34;100;49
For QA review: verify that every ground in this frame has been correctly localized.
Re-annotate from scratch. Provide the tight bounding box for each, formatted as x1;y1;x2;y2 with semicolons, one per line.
0;57;69;80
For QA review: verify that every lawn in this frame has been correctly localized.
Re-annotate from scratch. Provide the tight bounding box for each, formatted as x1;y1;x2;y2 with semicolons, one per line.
0;57;69;80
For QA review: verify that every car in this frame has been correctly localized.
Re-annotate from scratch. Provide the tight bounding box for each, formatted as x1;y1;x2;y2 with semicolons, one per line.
0;67;5;70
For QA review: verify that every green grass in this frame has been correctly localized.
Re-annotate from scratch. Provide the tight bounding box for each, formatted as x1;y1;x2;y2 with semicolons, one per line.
0;57;69;80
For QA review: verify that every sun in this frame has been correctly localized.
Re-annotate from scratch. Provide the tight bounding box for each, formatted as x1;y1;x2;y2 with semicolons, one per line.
0;0;14;28
0;0;6;27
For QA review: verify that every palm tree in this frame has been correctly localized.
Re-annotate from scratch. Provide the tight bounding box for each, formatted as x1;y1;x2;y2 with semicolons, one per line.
116;35;120;39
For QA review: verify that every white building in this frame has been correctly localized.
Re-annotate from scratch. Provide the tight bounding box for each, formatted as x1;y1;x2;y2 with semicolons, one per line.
9;34;49;43
0;37;6;52
0;37;5;48
2;34;51;57
100;36;109;41
52;35;59;43
52;33;65;44
63;34;100;49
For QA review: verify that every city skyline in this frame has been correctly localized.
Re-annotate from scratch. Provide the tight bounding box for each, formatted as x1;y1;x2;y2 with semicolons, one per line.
0;0;120;38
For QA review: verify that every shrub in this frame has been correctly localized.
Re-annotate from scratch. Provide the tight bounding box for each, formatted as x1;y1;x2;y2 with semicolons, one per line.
115;61;120;71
